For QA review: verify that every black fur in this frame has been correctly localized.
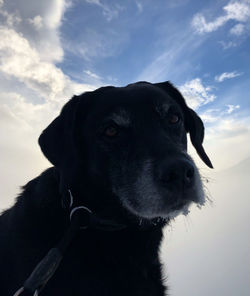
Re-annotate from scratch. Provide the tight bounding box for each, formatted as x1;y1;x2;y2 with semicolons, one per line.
0;81;212;295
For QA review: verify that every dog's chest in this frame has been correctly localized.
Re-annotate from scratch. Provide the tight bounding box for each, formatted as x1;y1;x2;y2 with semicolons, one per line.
42;268;165;296
41;250;165;296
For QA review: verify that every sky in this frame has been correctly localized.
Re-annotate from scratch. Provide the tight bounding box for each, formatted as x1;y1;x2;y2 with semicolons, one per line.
0;0;250;295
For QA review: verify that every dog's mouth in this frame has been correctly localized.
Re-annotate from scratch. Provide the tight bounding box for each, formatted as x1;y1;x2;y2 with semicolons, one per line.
162;185;205;219
163;199;192;220
170;200;187;211
113;180;205;222
121;199;193;228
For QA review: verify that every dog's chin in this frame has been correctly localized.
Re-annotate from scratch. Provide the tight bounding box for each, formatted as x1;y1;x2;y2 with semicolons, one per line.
123;194;205;222
121;198;189;222
161;201;192;220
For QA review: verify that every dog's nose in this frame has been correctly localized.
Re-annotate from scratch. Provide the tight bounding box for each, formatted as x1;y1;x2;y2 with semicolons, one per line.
159;159;195;190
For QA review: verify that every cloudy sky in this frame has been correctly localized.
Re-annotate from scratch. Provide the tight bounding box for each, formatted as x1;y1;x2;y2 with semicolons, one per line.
0;0;249;295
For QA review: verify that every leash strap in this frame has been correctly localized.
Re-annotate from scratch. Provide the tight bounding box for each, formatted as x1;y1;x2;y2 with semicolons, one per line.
22;248;63;295
13;192;127;296
14;211;82;296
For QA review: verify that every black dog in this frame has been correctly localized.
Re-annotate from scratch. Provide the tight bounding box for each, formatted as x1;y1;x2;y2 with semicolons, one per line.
0;81;212;295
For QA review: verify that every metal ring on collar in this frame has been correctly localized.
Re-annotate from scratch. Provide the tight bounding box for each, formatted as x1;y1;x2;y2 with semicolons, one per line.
67;189;74;208
70;206;92;229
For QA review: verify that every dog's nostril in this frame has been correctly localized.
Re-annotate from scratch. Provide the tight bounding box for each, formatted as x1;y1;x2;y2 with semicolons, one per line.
159;159;195;189
165;170;178;183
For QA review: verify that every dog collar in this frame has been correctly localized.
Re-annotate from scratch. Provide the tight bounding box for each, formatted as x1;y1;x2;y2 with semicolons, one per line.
67;189;127;231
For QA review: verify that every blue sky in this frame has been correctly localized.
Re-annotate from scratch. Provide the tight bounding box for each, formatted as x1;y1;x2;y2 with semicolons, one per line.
0;1;250;295
59;0;250;107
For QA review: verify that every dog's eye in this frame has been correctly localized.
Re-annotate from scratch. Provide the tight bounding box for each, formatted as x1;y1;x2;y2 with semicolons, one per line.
169;114;180;124
104;125;119;137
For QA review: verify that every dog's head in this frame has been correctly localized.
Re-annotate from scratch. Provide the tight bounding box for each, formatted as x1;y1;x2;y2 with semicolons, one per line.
39;81;212;223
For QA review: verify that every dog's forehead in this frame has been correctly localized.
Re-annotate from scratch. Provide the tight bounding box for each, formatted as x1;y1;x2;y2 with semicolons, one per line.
96;83;173;105
89;83;178;125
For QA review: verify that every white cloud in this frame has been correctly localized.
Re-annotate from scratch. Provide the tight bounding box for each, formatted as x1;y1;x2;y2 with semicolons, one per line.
0;27;63;100
192;1;250;34
44;0;69;29
84;70;101;80
0;90;54;209
136;27;203;83
0;4;22;27
230;23;245;35
0;0;71;63
65;28;129;61
86;0;101;5
0;26;93;104
166;0;190;8
218;40;238;49
135;1;143;13
204;117;250;170
215;71;243;82
207;117;249;141
192;14;228;34
226;104;240;114
200;105;241;123
179;78;216;110
85;0;124;21
28;15;43;30
224;1;250;22
200;109;220;123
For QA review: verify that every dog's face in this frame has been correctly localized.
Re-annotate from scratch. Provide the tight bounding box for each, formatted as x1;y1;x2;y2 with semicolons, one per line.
39;81;212;222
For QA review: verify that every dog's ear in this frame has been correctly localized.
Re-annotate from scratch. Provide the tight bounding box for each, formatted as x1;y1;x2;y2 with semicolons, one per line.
38;95;81;168
155;81;213;168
